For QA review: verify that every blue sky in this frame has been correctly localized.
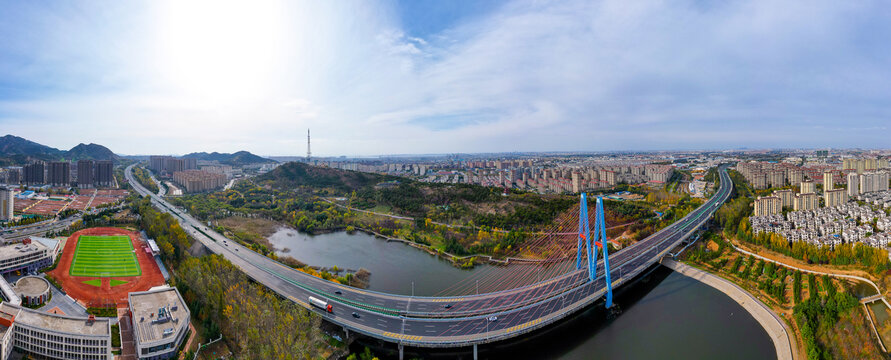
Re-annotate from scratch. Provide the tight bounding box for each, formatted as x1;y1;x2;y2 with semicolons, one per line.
0;0;889;156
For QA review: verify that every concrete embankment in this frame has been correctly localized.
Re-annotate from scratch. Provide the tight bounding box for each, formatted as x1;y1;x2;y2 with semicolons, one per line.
662;259;795;360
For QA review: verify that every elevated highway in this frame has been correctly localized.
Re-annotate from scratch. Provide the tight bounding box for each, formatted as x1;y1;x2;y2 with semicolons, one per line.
125;164;732;349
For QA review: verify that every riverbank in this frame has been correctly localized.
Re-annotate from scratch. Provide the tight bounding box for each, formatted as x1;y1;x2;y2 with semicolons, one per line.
662;259;796;360
681;229;889;359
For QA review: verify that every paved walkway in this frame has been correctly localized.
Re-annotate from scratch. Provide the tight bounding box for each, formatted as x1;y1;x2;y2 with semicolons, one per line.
662;259;795;360
38;274;89;317
178;323;198;360
118;311;137;360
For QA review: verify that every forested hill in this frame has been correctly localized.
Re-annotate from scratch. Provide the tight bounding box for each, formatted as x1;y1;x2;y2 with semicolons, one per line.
182;151;274;165
0;134;119;165
257;161;395;193
254;161;583;228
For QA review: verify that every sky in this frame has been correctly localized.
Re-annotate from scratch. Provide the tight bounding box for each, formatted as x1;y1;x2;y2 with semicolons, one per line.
0;0;889;157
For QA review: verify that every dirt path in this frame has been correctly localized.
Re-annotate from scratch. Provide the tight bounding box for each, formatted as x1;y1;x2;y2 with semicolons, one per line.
731;239;884;295
178;323;198;360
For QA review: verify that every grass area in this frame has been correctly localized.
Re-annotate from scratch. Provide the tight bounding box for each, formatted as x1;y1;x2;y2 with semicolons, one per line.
818;306;885;359
70;235;141;277
111;323;121;347
87;306;118;317
868;301;891;351
110;279;128;287
83;279;102;287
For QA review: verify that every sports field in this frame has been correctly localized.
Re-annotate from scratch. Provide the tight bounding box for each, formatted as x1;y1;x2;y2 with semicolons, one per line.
69;235;141;277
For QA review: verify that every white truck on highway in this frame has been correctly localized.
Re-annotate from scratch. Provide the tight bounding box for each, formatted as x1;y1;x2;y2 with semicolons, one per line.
309;296;333;313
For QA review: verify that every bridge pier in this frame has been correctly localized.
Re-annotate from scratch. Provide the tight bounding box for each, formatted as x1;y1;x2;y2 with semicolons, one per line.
398;344;404;360
473;344;478;360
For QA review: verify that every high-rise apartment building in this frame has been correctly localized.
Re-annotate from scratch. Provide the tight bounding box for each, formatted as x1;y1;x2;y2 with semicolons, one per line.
773;189;794;208
172;170;227;193
95;160;114;187
754;196;782;216
824;188;846;208
788;170;804;186
571;172;581;193
23;162;45;185
859;171;890;194
823;171;834;190
800;181;815;194
794;192;818;211
0;186;12;221
149;156;166;172
1;168;21;185
847;172;859;196
47;161;71;187
77;160;94;188
843;158;880;174
149;156;197;175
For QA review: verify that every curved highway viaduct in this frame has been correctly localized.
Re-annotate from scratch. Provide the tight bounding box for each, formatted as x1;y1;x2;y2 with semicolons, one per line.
125;164;733;356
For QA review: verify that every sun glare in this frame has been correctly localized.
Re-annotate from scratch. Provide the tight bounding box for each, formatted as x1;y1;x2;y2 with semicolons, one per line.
152;0;287;102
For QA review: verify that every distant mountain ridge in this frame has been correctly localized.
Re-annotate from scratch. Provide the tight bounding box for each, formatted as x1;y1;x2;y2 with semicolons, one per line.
0;134;119;165
182;150;275;165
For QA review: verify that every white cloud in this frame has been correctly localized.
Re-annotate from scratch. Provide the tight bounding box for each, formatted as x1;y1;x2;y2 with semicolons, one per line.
1;0;890;156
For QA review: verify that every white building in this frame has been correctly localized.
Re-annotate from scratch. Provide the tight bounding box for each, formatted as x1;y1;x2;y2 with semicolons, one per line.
0;238;58;275
0;302;112;360
129;287;190;360
847;172;860;197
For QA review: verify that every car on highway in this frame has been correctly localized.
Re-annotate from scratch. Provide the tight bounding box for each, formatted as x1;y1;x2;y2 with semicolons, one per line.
352;312;360;318
443;304;452;309
335;290;342;295
487;316;497;322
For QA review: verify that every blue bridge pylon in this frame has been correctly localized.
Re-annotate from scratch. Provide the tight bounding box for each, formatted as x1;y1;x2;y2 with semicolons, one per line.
575;193;614;308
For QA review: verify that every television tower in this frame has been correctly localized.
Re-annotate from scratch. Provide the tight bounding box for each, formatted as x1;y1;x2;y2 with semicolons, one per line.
306;128;311;162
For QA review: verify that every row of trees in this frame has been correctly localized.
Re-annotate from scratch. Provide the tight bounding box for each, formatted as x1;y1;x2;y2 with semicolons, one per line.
131;167;158;193
130;196;329;358
176;255;324;359
794;275;860;360
736;218;891;274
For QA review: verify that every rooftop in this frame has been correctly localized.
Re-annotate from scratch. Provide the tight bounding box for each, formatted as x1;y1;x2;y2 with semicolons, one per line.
0;302;109;336
0;240;48;260
15;276;49;296
129;287;188;344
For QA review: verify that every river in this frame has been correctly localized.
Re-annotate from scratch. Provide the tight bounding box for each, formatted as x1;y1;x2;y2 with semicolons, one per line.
268;228;776;359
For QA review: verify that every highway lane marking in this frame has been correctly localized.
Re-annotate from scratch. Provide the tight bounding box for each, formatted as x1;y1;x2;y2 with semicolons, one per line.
382;332;424;341
431;298;459;303
503;318;543;333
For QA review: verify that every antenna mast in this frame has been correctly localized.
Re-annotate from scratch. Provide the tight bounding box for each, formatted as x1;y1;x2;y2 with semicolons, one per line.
306;128;311;162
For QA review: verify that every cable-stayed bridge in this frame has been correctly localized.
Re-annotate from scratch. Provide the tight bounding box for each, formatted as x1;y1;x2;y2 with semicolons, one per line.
125;164;732;358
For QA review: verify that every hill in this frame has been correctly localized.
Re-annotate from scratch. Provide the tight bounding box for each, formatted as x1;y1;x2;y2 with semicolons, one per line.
65;143;119;161
257;161;389;193
255;162;586;227
0;134;63;161
183;151;274;166
0;135;118;164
